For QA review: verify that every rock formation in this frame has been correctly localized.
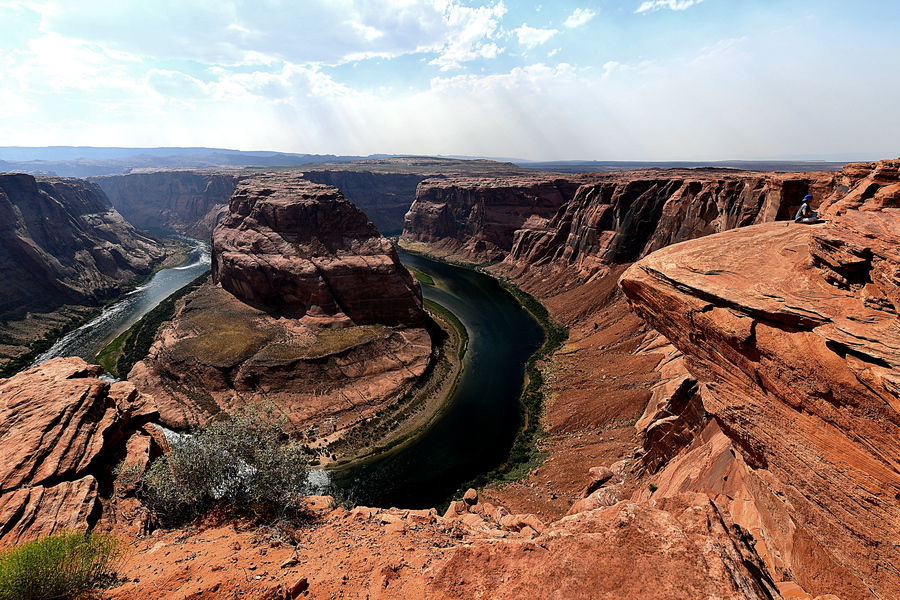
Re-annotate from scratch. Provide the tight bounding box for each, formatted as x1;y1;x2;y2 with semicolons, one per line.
92;170;238;237
213;175;424;327
0;357;163;545
130;174;431;439
0;173;166;321
620;206;900;596
401;168;845;289
402;174;593;263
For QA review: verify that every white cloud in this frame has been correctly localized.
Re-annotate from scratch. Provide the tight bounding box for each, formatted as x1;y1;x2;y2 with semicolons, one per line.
427;1;508;70
564;8;598;28
636;0;704;13
514;24;558;49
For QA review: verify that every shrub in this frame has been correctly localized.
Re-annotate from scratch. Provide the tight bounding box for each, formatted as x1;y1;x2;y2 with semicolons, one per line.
140;405;310;526
0;531;121;600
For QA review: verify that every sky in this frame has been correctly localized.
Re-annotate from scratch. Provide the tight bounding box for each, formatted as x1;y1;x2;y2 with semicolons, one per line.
0;0;898;161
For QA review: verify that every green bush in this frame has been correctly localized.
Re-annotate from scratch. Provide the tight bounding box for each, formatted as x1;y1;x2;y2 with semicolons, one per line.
140;405;310;526
0;531;121;600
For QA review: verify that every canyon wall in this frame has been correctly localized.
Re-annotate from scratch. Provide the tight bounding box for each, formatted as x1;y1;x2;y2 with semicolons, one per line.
92;171;238;237
402;168;842;289
0;173;166;321
300;169;425;235
621;206;900;599
130;175;431;439
402;174;593;263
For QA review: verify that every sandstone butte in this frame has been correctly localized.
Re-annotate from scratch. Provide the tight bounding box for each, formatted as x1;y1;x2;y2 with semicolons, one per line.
127;174;433;444
0;159;898;599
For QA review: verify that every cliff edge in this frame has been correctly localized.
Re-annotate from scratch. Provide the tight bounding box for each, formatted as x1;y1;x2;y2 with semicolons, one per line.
621;209;900;599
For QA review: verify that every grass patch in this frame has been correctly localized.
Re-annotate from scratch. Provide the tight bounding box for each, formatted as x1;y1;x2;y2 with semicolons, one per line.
0;531;122;600
407;266;435;286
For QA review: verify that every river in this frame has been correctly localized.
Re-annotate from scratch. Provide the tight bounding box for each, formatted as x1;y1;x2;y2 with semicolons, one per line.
334;252;545;509
33;236;211;365
32;242;543;510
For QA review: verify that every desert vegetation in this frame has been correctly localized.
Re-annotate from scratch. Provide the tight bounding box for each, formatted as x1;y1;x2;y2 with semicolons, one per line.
140;405;311;526
0;531;122;600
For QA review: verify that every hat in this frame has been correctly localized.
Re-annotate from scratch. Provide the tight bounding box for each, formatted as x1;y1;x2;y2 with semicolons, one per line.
803;194;813;200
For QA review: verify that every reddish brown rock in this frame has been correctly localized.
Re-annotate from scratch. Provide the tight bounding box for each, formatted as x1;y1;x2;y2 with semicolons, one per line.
434;493;778;600
621;210;900;599
214;174;424;327
131;174;431;440
0;357;163;545
402;174;593;263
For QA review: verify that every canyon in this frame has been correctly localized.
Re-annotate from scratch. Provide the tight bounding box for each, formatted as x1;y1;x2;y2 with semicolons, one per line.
0;158;898;598
0;174;170;371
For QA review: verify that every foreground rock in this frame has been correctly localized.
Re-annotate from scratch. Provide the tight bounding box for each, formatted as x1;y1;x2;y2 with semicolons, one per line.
0;357;163;545
0;173;166;321
621;210;900;599
103;489;779;600
131;175;431;441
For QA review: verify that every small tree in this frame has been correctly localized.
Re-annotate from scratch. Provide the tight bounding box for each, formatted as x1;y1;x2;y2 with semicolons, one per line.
141;404;310;525
0;531;122;600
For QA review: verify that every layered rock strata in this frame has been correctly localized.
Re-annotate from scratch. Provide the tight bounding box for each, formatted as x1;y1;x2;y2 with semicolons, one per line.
213;175;424;327
621;210;900;599
402;174;592;264
300;170;426;235
0;173;166;320
402;168;845;289
93;171;238;237
131;175;431;437
0;357;163;545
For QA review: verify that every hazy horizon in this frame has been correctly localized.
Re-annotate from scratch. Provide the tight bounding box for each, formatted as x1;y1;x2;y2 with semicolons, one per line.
1;1;898;161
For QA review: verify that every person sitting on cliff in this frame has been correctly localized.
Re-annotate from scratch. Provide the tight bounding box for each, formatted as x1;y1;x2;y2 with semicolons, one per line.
794;195;821;223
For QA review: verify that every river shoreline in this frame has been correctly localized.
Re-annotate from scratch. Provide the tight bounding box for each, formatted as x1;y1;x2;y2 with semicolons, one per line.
322;300;467;468
0;234;193;377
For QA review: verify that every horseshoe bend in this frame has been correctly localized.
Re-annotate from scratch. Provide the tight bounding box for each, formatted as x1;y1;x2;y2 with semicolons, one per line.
1;158;899;599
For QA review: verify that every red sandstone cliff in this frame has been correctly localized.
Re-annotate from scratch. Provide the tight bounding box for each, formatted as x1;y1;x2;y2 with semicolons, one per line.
92;171;238;237
213;175;424;327
618;171;900;598
401;168;847;289
0;357;163;545
0;174;166;320
130;175;431;439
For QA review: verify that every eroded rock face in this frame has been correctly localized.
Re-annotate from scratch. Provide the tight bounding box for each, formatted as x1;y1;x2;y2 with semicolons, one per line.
402;175;590;263
300;170;425;235
0;174;166;320
93;171;238;238
0;357;163;545
129;283;431;433
621;210;900;599
401;168;846;289
214;175;424;327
